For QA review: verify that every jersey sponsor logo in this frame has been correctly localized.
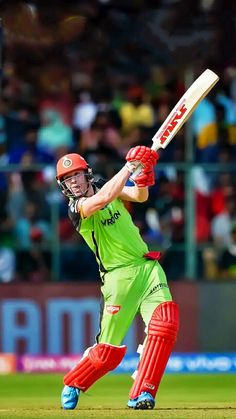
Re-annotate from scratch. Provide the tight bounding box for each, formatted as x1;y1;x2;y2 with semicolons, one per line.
149;283;169;295
106;305;121;314
101;210;121;226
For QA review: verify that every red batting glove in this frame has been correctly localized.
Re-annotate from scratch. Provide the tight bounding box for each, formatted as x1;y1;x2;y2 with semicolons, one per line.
126;146;159;171
135;167;155;188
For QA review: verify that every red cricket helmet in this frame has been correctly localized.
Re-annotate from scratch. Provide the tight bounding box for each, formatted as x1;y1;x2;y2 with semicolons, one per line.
56;153;93;198
56;153;88;180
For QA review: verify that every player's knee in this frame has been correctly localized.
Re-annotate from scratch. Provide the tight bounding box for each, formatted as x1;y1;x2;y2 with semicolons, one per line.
87;342;127;369
148;301;180;340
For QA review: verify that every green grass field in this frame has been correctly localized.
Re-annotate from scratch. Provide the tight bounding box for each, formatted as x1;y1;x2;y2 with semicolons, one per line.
0;373;235;419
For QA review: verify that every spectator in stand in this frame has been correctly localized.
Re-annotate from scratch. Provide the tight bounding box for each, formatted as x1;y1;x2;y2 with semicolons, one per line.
73;90;97;132
211;195;236;247
0;166;16;282
14;201;51;282
0;99;7;145
216;88;236;142
4;100;38;151
119;85;154;133
193;96;218;162
0;142;11;239
78;112;122;178
7;173;27;224
38;109;73;158
209;172;235;220
8;126;54;165
218;223;236;279
203;223;236;281
0;247;16;283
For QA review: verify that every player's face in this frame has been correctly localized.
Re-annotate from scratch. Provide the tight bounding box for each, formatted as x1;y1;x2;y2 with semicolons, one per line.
63;170;92;198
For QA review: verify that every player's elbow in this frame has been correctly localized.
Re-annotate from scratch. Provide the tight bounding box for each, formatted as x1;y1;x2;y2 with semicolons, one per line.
136;196;148;203
138;196;148;203
136;189;149;202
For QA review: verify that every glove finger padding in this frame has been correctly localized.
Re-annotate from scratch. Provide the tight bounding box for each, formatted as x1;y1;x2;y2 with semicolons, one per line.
135;168;155;188
126;146;159;170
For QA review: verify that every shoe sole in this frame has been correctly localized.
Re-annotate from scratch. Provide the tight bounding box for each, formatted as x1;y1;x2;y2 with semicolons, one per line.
128;399;155;410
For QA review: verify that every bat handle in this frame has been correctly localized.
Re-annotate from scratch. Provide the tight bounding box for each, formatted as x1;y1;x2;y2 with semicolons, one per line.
129;164;142;182
130;143;160;182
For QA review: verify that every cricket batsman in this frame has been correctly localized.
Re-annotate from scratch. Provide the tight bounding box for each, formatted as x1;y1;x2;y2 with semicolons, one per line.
56;146;180;410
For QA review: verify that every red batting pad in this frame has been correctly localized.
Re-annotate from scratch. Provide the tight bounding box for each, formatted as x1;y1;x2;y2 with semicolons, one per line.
64;343;126;391
129;301;179;399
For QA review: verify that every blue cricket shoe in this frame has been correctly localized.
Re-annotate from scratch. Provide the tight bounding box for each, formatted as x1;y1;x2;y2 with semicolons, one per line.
61;385;80;409
127;392;155;410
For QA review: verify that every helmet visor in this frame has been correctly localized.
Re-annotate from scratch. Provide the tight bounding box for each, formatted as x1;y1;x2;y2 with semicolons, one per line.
60;172;91;198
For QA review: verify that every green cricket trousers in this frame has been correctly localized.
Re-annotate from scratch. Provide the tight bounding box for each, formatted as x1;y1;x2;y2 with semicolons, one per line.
97;258;172;345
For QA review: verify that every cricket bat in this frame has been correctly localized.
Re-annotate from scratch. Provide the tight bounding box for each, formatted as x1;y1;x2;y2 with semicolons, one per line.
131;68;219;179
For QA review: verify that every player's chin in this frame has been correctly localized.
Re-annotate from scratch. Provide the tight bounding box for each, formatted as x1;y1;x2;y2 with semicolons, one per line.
70;189;83;198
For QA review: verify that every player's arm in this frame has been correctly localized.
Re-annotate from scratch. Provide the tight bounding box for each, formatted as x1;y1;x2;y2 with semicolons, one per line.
76;165;132;218
78;145;158;218
119;185;149;202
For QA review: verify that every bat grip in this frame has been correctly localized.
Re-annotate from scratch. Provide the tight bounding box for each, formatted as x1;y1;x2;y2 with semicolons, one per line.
129;164;142;182
130;142;160;182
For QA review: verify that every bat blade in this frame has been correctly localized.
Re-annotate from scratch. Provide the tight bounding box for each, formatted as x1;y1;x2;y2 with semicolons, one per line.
151;69;219;151
131;69;219;180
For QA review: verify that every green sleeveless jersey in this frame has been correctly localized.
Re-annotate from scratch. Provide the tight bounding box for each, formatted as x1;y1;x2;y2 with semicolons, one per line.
68;197;148;272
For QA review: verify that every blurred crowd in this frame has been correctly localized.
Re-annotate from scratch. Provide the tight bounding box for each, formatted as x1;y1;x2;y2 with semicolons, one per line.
0;0;236;283
1;64;236;283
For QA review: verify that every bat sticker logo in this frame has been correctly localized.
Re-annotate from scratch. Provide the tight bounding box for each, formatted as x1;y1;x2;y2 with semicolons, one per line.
159;102;187;144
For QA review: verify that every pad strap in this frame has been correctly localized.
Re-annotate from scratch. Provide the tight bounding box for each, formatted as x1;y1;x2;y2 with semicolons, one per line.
64;343;126;391
129;301;179;399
